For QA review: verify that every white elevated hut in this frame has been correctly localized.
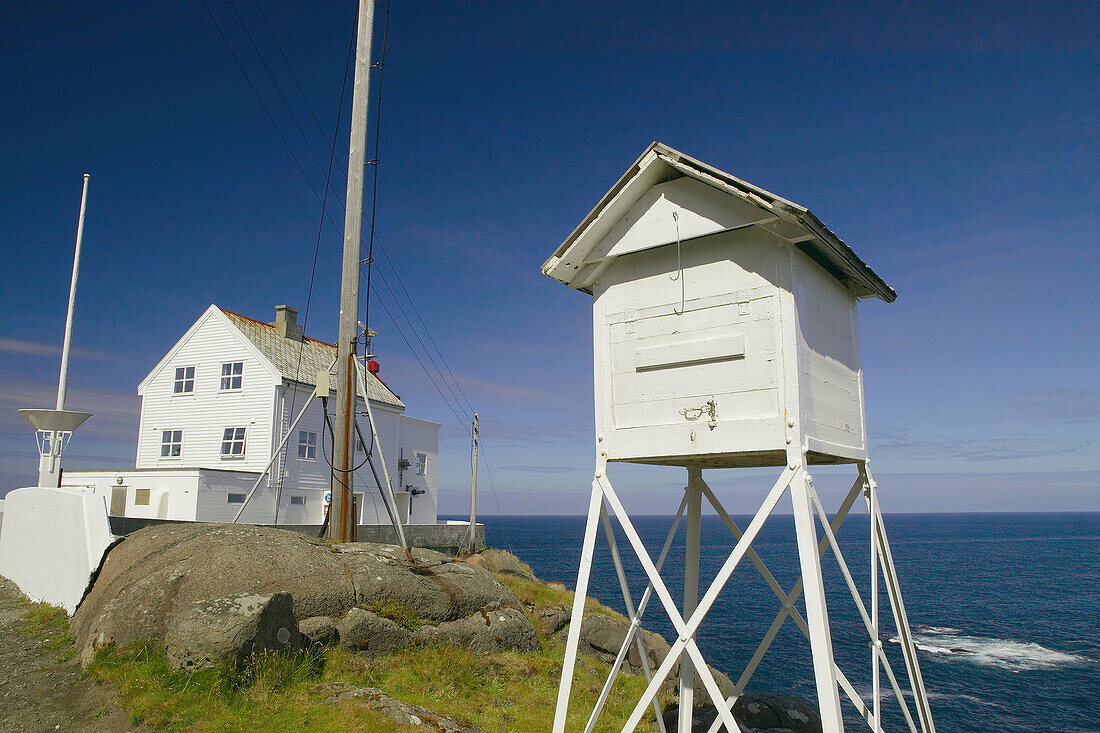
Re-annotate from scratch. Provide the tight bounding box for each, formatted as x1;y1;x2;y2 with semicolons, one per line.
547;143;935;733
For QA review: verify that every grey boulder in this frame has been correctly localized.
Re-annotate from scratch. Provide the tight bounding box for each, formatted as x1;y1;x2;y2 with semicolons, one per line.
732;693;822;733
336;607;411;654
533;606;570;638
479;548;537;581
317;682;480;732
299;615;338;646
165;592;302;670
337;544;520;622
415;607;540;653
72;523;353;664
553;615;735;704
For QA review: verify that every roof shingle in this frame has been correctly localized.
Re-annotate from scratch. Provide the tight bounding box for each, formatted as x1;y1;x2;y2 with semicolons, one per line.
220;308;403;409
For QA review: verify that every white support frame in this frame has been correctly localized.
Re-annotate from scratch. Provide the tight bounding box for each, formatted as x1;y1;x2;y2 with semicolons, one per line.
552;460;936;733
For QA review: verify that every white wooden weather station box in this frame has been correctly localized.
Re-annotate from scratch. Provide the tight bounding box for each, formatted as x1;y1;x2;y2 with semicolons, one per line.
546;143;936;733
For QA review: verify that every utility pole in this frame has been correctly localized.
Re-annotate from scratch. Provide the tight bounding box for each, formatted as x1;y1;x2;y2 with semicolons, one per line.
329;0;376;543
465;413;479;554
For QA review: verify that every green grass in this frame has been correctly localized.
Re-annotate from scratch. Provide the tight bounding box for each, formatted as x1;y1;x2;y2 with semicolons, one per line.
85;639;660;732
363;599;423;631
9;556;663;731
18;602;77;663
497;574;628;624
87;646;406;732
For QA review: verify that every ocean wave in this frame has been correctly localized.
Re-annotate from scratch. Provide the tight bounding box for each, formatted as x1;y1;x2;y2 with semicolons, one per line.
890;628;1090;671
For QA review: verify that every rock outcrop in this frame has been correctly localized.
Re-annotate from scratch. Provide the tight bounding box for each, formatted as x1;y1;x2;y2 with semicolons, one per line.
71;523;536;667
316;682;481;733
165;592;302;670
551;614;735;704
415;606;540;653
662;693;822;732
336;607;412;654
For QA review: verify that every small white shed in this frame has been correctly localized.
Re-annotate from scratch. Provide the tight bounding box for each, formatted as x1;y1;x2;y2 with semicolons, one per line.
543;142;895;469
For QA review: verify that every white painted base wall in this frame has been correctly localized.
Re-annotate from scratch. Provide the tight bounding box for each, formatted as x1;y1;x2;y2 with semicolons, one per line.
61;468;433;526
0;486;116;614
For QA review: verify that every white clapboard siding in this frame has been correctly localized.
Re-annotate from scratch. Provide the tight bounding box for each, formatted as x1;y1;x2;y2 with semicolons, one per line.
136;310;280;473
593;229;787;464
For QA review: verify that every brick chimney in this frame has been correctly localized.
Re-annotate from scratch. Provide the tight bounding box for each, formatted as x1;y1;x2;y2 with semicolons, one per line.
272;304;303;341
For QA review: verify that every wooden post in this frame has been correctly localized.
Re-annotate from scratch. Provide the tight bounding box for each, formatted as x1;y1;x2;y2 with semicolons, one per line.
465;413;479;553
330;0;375;543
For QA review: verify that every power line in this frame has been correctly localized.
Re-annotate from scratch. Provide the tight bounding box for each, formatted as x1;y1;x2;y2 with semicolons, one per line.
200;0;347;237
226;0;332;186
251;0;351;183
208;0;505;514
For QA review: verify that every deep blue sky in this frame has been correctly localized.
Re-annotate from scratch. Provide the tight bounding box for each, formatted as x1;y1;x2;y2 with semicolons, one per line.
1;2;1097;513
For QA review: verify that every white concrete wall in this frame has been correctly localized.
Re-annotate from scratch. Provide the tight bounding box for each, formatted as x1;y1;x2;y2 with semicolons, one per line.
136;309;280;473
194;470;273;524
62;469;201;520
398;415;440;524
0;487;115;614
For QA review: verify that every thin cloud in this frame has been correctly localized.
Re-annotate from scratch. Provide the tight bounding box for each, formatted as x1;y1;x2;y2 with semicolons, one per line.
0;336;118;364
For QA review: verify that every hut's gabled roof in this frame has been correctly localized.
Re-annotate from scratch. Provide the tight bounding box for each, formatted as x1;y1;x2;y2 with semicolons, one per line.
542;142;896;302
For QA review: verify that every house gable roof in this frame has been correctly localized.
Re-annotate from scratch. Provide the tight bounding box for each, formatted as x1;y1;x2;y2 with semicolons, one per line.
219;309;404;409
542;142;896;302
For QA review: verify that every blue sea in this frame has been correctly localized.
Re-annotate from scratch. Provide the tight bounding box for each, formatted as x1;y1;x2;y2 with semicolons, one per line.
461;512;1099;732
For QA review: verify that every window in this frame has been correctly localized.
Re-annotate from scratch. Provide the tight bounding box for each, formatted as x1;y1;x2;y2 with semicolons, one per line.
227;493;246;504
220;427;246;457
160;430;183;457
415;452;427;476
290;495;306;506
220;361;243;390
173;366;195;394
297;430;317;460
134;488;150;506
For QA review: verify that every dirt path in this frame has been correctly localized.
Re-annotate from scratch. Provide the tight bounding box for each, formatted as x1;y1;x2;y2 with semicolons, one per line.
0;576;146;733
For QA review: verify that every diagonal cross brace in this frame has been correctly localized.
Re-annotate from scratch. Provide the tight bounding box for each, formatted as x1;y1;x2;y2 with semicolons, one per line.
602;468;797;732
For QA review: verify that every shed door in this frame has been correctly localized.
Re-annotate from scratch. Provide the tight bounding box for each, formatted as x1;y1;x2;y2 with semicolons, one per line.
110;486;127;516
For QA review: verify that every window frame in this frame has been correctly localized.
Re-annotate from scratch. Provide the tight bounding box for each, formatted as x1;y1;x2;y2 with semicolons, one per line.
290;495;307;506
227;493;246;504
173;365;196;395
219;361;244;391
160;429;183;459
415;451;427;476
220;426;247;458
297;430;318;461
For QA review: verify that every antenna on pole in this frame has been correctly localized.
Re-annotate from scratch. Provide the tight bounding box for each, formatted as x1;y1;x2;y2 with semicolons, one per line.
329;0;376;543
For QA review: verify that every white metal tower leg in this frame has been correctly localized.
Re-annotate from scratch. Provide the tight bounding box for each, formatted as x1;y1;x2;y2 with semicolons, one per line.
680;468;703;733
790;470;845;732
869;481;936;733
553;479;605;733
868;468;882;733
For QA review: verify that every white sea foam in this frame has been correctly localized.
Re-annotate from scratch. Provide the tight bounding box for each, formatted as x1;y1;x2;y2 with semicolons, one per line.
890;628;1090;671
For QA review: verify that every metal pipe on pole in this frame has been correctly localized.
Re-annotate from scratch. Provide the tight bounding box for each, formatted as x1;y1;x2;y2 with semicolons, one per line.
330;0;376;543
465;413;478;553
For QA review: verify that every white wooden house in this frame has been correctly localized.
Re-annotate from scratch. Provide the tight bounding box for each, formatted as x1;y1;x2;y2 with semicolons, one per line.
62;304;440;526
